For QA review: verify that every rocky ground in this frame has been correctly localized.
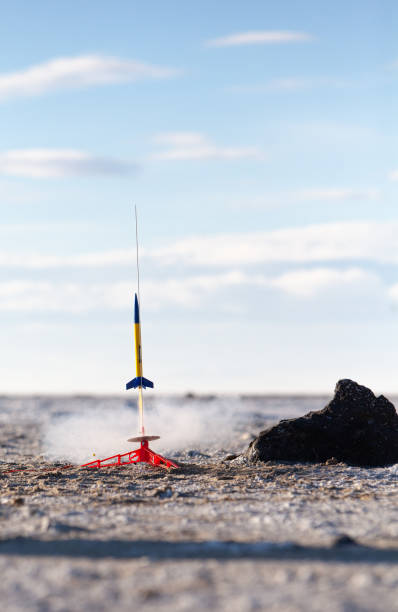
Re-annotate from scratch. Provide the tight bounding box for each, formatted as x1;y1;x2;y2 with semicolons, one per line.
2;395;398;611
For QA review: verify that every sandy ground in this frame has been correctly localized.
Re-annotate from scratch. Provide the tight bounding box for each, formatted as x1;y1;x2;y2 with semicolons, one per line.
2;395;398;611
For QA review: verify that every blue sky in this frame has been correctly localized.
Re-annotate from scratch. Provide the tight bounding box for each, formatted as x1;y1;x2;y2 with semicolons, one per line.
1;1;398;394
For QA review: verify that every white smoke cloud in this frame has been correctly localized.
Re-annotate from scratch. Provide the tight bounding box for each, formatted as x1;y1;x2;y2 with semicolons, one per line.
43;397;244;464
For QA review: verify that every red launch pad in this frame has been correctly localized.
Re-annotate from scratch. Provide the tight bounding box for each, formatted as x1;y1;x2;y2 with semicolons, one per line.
80;436;179;470
3;438;178;474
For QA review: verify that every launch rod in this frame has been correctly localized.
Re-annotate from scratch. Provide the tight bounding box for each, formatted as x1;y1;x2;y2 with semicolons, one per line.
134;314;145;434
125;206;154;432
135;205;141;315
135;206;144;435
138;387;144;435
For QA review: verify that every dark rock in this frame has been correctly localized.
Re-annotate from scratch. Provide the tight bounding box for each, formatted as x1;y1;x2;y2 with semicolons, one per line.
152;486;173;499
332;534;358;548
184;392;196;400
223;454;239;461
245;379;398;467
50;522;89;534
187;450;211;458
184;392;216;402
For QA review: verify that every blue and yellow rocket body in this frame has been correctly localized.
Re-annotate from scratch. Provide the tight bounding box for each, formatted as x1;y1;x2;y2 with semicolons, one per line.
126;294;154;391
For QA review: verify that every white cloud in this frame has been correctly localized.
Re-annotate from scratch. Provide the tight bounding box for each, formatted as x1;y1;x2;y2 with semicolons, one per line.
0;248;136;268
270;267;375;297
0;55;179;101
302;188;377;200
206;30;312;47
291;188;379;202
150;222;398;267
237;188;379;209
388;283;398;302
0;267;376;312
0;149;135;178
0;274;250;312
151;132;263;161
2;221;398;271
0;281;81;312
142;271;251;307
154;132;205;147
282;121;376;149
389;170;398;181
0;281;131;312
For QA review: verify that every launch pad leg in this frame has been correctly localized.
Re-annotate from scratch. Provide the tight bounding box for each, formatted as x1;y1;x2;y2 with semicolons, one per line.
81;440;179;469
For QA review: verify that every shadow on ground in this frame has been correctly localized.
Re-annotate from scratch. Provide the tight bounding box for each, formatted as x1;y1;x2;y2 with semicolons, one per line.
1;538;398;564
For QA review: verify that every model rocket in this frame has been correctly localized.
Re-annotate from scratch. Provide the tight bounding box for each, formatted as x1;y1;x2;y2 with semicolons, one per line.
126;293;155;438
126;294;153;391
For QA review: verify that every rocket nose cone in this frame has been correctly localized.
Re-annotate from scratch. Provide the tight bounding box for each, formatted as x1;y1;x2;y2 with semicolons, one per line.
134;293;140;323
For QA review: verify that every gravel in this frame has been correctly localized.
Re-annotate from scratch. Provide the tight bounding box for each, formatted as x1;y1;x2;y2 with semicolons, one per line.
1;395;398;611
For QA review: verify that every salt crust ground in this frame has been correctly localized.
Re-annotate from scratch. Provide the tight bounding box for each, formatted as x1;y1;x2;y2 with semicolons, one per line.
1;395;398;611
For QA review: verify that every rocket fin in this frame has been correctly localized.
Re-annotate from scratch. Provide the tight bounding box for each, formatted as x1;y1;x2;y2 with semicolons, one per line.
126;376;154;390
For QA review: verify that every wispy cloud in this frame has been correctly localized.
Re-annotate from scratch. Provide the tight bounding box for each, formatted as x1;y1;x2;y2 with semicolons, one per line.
0;281;128;312
388;283;398;303
235;188;380;209
206;30;312;48
149;221;398;267
0;275;249;312
0;55;179;102
151;132;263;161
0;149;135;178
295;188;379;201
389;170;398;181
2;221;398;270
0;248;136;268
270;267;375;297
0;281;90;312
0;267;377;312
